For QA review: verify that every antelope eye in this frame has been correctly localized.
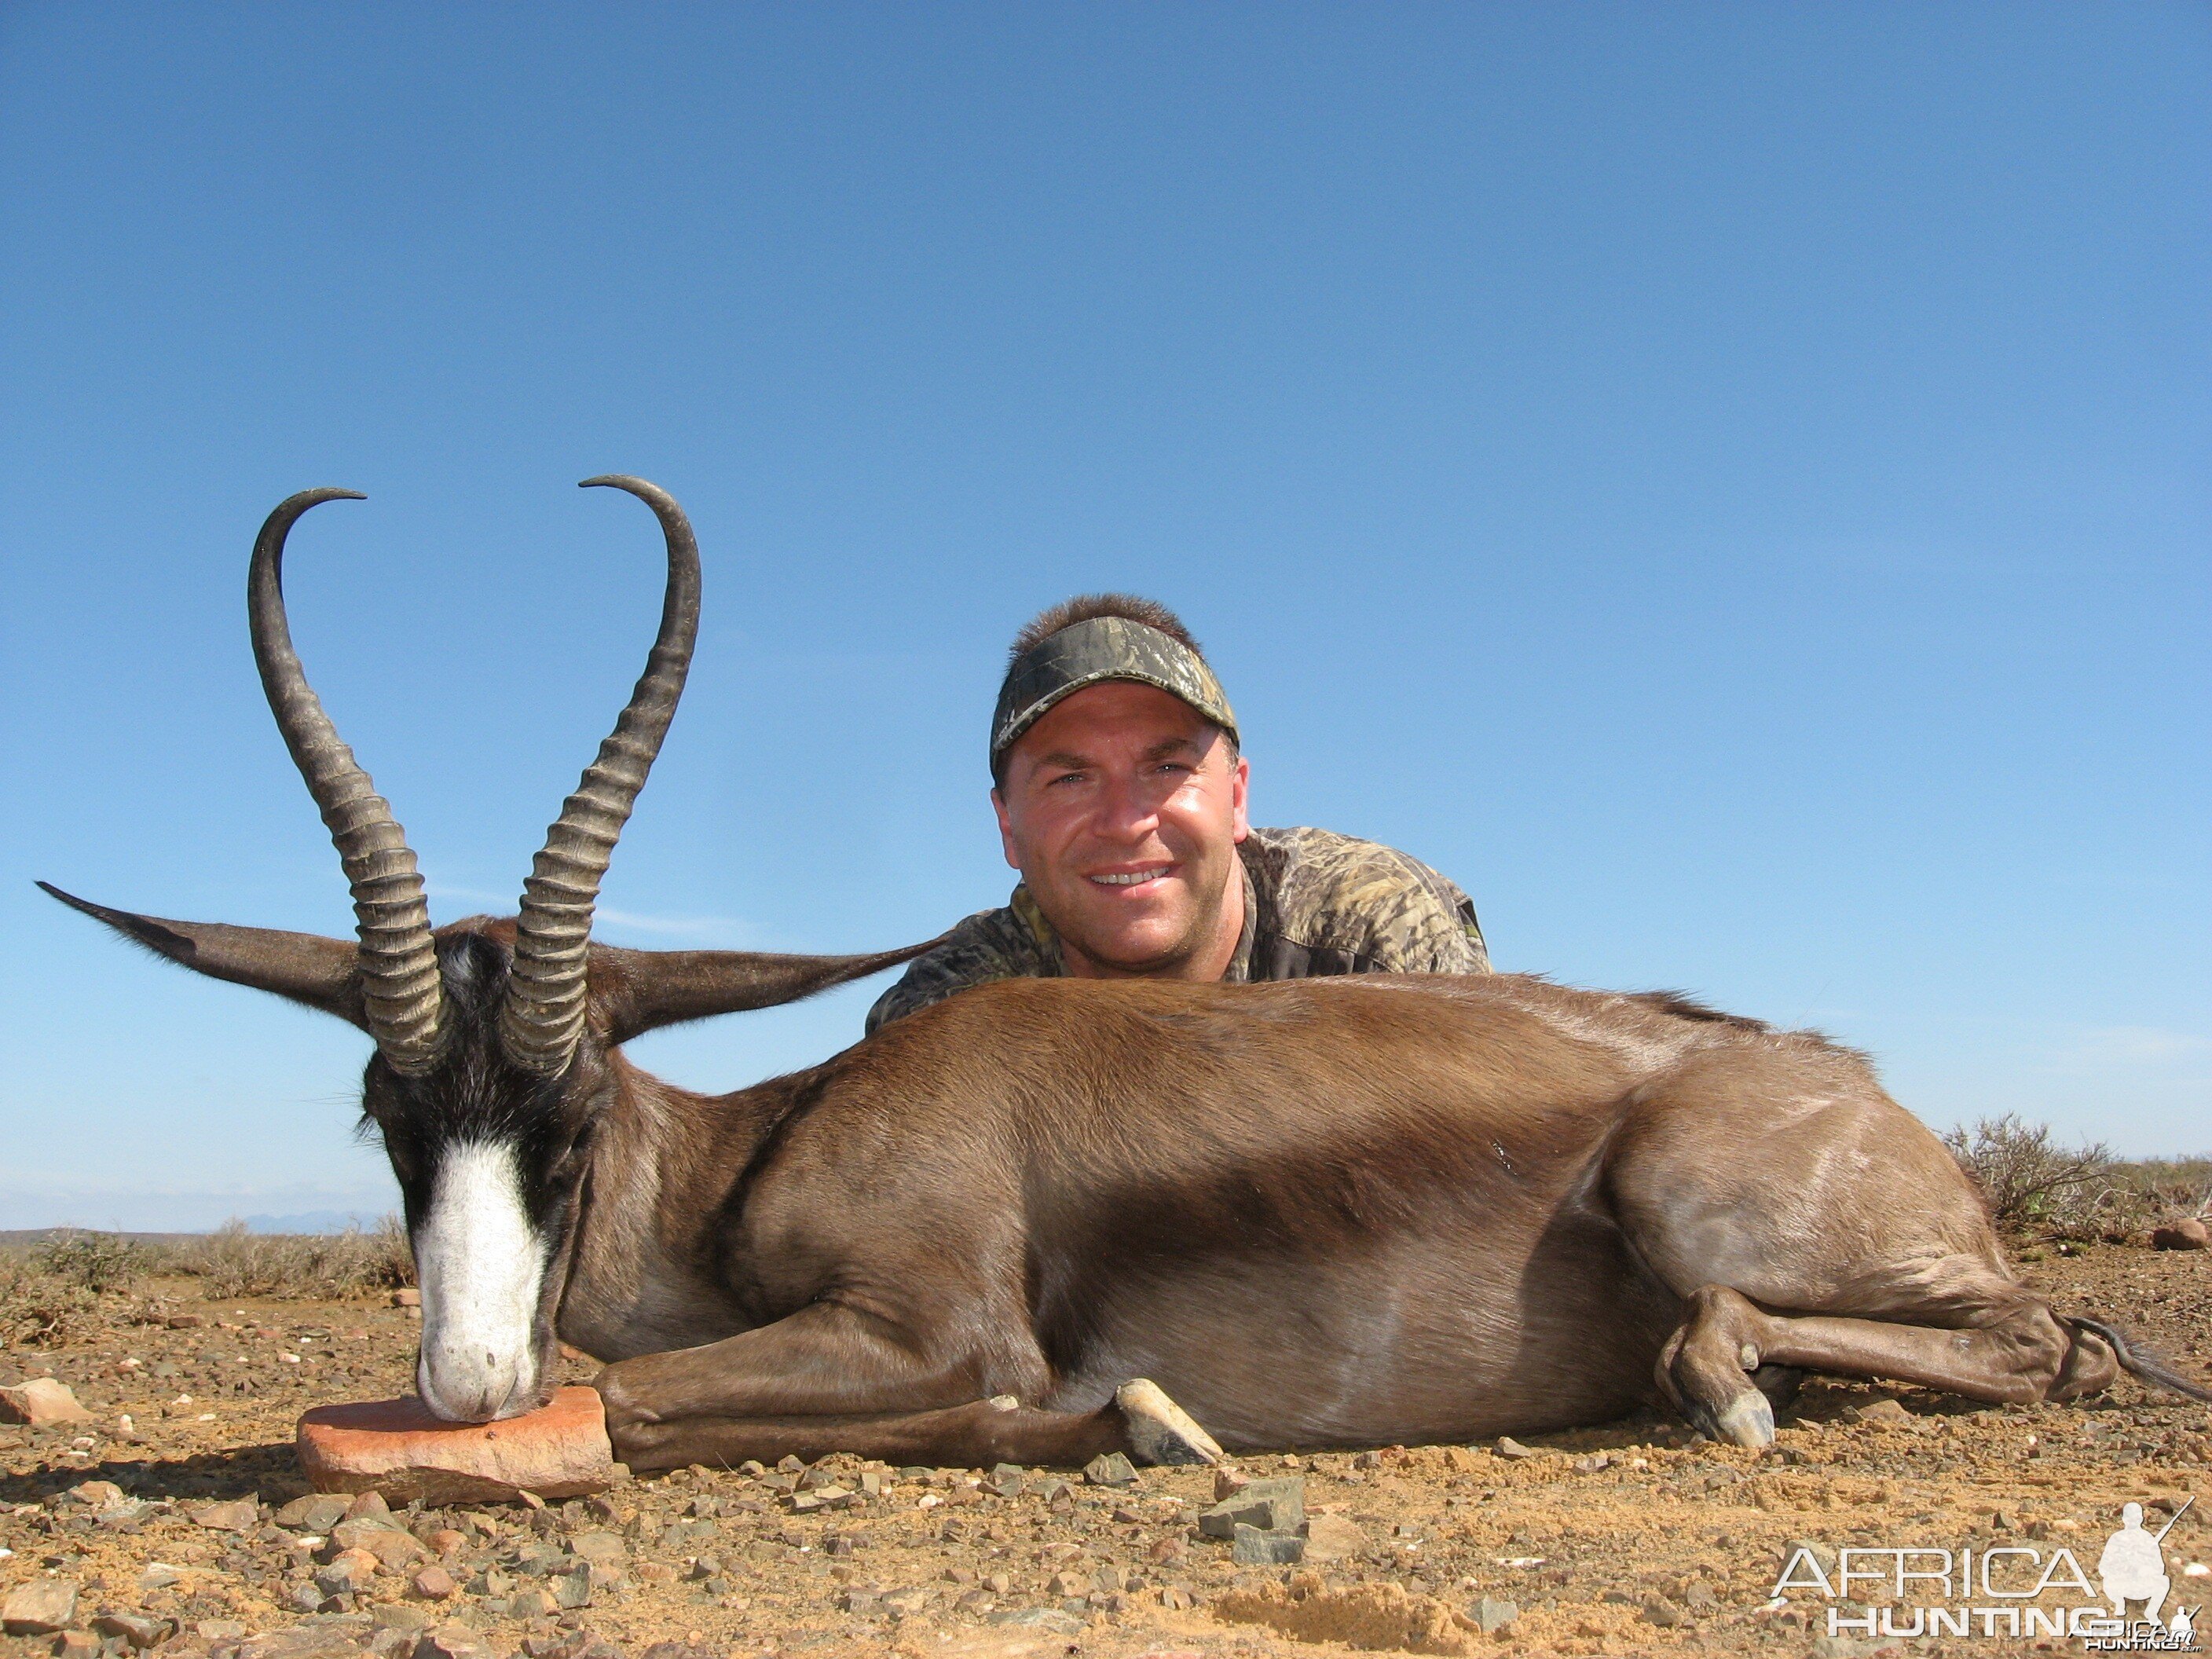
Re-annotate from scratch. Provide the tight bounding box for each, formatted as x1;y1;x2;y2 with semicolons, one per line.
548;1130;591;1181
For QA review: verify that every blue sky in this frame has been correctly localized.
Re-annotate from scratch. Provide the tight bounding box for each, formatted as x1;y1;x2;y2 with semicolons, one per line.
2;4;2205;1230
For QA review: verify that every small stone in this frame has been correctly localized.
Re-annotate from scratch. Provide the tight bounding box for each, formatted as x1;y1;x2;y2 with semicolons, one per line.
333;1518;428;1568
93;1613;168;1650
413;1624;489;1659
1809;1637;1893;1659
345;1489;391;1520
2152;1219;2210;1251
411;1566;457;1601
1082;1452;1137;1487
1469;1595;1518;1633
1199;1477;1305;1538
192;1495;261;1532
1846;1398;1913;1425
316;1547;381;1596
1300;1513;1370;1562
506;1588;556;1619
3;1579;79;1635
296;1387;620;1504
1230;1524;1305;1565
987;1609;1085;1634
1493;1436;1535;1459
1784;1537;1840;1575
167;1313;207;1329
277;1494;352;1532
52;1632;99;1659
0;1378;93;1427
281;1580;325;1614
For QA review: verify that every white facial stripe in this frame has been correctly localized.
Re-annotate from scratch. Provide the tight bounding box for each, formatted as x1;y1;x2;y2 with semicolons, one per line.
414;1138;545;1422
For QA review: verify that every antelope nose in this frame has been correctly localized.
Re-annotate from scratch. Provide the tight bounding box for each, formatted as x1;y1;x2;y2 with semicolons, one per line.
418;1350;537;1423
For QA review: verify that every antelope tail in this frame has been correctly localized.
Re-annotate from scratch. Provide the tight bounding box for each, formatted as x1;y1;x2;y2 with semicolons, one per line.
2067;1315;2212;1404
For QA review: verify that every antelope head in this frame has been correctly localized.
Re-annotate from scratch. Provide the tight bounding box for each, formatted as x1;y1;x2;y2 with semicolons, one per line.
44;479;925;1421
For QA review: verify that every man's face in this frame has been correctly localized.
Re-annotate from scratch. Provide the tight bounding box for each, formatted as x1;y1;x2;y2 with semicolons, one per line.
993;680;1251;979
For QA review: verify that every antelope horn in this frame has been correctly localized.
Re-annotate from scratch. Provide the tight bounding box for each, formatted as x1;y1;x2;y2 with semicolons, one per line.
500;476;701;1075
248;489;445;1072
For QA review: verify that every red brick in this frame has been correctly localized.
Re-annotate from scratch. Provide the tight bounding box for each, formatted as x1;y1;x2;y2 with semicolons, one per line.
295;1386;622;1505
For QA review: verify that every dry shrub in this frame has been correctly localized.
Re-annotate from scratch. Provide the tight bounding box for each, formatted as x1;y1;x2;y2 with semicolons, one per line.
33;1229;154;1293
0;1255;104;1348
1945;1114;2212;1243
177;1216;414;1300
2070;1155;2212;1243
1943;1114;2111;1234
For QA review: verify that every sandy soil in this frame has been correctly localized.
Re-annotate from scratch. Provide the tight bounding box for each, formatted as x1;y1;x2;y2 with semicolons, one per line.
2;1245;2207;1659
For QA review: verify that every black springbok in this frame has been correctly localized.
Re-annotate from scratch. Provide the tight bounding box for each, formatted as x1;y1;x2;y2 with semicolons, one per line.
46;480;2207;1473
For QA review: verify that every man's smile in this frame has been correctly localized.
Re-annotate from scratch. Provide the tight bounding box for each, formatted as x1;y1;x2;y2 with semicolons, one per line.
1087;865;1174;888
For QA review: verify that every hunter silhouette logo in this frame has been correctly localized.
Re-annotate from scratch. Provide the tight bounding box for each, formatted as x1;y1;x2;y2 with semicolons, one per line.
1771;1495;2200;1649
2099;1500;2194;1635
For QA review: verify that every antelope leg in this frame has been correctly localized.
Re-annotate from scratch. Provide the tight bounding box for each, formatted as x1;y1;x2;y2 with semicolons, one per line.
594;1300;998;1430
610;1397;1128;1474
1659;1284;2101;1448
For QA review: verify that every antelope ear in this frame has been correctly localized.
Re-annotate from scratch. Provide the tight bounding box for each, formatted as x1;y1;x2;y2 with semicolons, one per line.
40;881;367;1028
591;939;938;1045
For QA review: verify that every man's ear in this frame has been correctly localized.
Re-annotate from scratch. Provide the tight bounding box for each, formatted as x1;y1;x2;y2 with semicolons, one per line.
991;786;1023;872
591;939;939;1046
39;881;367;1028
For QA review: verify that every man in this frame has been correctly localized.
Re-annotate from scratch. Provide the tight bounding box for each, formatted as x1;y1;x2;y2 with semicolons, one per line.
866;594;1487;1032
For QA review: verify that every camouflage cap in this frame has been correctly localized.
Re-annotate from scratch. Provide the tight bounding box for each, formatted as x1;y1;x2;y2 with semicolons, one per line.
990;614;1239;772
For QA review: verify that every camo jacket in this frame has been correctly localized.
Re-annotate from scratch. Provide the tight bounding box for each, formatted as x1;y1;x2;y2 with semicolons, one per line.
864;825;1489;1034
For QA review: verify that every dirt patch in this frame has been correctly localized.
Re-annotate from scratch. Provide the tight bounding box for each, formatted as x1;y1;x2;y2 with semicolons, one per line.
1215;1573;1476;1653
0;1247;2207;1658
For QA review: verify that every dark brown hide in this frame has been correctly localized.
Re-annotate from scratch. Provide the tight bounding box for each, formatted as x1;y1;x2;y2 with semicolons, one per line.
559;968;2161;1465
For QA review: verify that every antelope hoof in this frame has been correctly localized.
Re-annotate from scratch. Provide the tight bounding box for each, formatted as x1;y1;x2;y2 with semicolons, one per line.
1713;1389;1776;1450
1116;1379;1224;1467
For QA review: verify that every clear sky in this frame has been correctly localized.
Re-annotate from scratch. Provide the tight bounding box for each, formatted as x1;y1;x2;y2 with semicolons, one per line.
2;4;2206;1231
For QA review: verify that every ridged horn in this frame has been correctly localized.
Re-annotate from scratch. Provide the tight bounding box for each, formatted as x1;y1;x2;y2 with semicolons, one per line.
500;477;701;1075
248;489;445;1072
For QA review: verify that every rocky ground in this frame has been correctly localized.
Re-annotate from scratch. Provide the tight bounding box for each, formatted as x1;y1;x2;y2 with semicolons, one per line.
2;1246;2207;1659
